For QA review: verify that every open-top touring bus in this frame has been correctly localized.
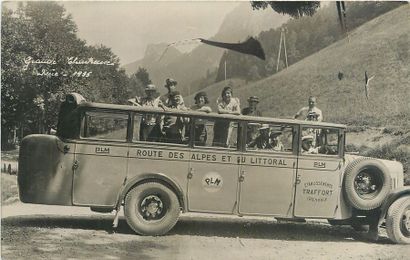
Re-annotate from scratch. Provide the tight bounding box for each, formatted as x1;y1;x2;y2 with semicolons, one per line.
18;93;410;244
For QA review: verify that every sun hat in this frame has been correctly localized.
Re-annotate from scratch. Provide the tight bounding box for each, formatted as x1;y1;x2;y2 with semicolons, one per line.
248;96;259;103
145;84;157;91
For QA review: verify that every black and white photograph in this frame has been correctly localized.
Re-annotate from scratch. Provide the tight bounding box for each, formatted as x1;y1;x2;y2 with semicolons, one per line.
1;1;410;259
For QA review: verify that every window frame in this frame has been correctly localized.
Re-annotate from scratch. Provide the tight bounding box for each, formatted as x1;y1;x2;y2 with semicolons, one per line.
243;121;297;155
79;109;130;143
298;125;344;158
131;111;191;148
190;116;242;151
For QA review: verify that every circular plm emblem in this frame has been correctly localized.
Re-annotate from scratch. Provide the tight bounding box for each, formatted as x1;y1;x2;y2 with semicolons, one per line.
202;172;223;193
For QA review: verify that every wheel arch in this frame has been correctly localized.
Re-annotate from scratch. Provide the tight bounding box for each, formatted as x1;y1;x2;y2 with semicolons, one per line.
117;173;186;211
379;186;410;224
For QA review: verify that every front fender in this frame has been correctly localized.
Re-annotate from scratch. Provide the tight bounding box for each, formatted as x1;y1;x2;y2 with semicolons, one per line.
379;186;410;224
116;173;185;211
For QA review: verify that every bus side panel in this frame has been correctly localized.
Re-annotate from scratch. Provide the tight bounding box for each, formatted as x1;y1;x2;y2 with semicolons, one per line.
127;145;190;206
18;135;74;205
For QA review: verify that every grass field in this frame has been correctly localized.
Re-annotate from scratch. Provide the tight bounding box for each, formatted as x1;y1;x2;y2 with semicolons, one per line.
1;173;19;205
189;5;410;129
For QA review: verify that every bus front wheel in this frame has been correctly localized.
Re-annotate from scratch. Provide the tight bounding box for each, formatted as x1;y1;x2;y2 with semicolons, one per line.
124;182;180;235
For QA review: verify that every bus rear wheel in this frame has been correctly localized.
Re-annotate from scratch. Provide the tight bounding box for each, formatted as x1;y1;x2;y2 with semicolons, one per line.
124;182;180;235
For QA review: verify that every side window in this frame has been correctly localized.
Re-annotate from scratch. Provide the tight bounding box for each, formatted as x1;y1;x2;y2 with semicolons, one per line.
193;118;238;149
133;112;189;145
245;122;293;153
301;127;339;155
81;111;128;141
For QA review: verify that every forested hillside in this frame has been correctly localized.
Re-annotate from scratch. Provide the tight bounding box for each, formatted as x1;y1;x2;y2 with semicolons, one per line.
213;1;405;83
186;4;410;128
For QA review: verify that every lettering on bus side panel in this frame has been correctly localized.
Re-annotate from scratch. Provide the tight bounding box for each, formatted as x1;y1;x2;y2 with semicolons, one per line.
202;172;223;192
95;147;110;154
302;181;334;202
132;148;292;167
314;161;326;168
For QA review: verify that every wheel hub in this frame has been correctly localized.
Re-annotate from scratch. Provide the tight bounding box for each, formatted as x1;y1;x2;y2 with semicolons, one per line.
403;209;410;234
354;172;377;196
140;195;164;220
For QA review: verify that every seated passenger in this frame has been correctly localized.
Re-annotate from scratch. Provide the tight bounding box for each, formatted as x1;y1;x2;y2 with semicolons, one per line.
162;91;188;144
191;92;212;146
301;135;319;154
270;130;284;151
248;124;273;150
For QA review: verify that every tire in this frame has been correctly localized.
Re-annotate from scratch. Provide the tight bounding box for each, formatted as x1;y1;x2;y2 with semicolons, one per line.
343;158;391;210
124;182;180;235
386;195;410;244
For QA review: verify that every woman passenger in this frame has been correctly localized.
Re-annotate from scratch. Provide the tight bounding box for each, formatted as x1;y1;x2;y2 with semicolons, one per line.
191;92;212;146
212;86;241;147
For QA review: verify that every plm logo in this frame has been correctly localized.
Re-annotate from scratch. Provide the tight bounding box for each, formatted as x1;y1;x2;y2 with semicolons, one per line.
202;172;223;192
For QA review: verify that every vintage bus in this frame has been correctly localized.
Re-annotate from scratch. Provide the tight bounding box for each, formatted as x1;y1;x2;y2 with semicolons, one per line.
18;93;410;244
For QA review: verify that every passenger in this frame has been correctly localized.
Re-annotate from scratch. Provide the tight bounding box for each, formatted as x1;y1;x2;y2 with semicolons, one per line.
162;91;188;144
191;92;212;146
242;96;262;116
128;84;164;141
216;86;241;115
242;96;262;144
301;135;319;154
294;96;323;122
270;130;284;151
248;124;273;149
212;86;241;147
160;78;185;107
191;91;212;113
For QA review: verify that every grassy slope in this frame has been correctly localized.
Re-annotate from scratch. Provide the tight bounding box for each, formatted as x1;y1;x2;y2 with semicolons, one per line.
190;5;410;128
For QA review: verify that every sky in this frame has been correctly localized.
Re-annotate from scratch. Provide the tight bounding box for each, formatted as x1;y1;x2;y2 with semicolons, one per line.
59;1;242;65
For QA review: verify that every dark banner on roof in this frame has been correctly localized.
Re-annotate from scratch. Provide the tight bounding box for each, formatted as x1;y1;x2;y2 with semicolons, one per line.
199;37;266;60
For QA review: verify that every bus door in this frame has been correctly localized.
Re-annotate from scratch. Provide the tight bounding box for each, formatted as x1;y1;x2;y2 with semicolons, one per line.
187;119;241;213
238;124;297;216
72;111;129;206
294;127;344;218
127;112;191;201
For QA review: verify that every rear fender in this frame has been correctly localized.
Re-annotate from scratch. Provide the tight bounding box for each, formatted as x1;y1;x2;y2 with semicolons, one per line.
116;173;185;211
379;186;410;224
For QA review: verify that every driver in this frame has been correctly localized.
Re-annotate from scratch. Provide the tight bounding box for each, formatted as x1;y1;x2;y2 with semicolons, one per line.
301;135;319;154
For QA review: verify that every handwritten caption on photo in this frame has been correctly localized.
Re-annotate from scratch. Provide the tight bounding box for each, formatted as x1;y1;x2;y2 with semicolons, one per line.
22;56;115;78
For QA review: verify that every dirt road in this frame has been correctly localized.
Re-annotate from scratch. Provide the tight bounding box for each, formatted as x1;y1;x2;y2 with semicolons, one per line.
2;202;409;260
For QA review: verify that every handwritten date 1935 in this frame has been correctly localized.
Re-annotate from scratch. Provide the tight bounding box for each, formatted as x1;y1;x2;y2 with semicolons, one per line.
34;68;92;78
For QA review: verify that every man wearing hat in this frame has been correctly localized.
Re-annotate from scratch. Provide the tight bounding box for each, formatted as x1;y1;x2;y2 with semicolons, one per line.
270;129;284;151
248;124;274;149
242;96;262;144
127;84;164;108
301;135;319;154
160;78;185;107
128;84;164;141
242;96;262;117
162;91;189;144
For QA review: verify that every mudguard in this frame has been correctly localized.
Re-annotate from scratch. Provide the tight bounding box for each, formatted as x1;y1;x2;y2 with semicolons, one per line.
379;186;410;224
116;173;185;211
